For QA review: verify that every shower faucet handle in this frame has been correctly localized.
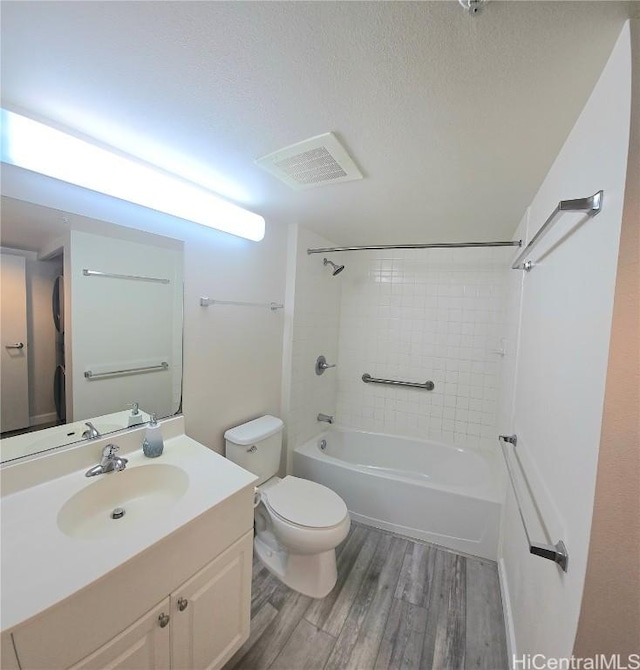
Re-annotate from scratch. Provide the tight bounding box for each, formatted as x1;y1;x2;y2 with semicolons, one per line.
315;355;336;375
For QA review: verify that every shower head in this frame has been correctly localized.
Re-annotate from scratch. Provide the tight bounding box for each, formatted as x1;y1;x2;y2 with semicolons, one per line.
323;258;345;276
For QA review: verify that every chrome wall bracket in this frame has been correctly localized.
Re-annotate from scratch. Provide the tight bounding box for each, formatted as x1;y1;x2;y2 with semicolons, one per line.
530;540;569;572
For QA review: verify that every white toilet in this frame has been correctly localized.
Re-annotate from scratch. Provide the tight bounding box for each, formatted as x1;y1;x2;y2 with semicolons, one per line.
224;415;350;598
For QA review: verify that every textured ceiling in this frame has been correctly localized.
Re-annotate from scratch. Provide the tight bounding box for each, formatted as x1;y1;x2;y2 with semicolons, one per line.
0;1;634;245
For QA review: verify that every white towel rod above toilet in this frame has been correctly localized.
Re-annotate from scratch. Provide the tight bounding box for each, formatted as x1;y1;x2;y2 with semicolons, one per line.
200;297;284;310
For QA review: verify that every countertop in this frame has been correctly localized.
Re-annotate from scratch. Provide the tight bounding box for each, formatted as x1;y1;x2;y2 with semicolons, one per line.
0;418;256;632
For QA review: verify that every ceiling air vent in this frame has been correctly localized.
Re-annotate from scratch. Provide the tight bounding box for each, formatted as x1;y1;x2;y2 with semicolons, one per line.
255;132;363;190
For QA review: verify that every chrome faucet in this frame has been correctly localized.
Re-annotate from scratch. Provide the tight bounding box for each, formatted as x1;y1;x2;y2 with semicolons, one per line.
317;413;334;424
82;421;101;440
85;444;128;477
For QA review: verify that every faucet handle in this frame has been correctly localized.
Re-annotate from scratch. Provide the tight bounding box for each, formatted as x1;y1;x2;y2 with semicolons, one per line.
114;456;128;471
102;443;119;457
83;421;101;439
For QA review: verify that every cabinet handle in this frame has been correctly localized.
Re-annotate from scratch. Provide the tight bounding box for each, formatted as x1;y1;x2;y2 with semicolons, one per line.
158;613;170;628
177;597;189;612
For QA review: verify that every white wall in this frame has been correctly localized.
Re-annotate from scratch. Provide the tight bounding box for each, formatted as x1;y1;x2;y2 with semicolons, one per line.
336;247;511;448
498;22;632;659
0;247;60;426
283;226;342;469
181;220;287;454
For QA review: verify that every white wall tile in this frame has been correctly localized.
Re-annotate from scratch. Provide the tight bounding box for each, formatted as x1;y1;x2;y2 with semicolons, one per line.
335;249;511;447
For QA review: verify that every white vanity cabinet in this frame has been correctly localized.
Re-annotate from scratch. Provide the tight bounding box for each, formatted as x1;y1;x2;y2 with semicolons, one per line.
66;531;252;670
11;530;253;670
170;531;252;669
2;421;257;670
68;599;172;670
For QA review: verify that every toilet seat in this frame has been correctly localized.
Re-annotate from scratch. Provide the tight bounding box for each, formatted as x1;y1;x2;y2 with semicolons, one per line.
262;476;347;529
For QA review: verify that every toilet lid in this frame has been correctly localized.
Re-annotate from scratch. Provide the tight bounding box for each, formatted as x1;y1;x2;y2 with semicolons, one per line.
263;476;347;528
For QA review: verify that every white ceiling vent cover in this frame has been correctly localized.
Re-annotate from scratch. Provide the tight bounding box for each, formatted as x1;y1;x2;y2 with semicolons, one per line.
255;132;363;190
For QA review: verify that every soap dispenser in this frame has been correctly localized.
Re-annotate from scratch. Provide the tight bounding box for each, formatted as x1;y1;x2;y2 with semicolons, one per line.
142;413;164;458
127;402;143;427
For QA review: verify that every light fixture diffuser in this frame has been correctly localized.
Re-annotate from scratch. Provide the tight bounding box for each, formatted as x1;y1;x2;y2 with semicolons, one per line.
0;109;265;241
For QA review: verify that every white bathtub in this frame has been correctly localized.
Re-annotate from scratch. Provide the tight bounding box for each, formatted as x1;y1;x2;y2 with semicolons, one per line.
293;428;503;559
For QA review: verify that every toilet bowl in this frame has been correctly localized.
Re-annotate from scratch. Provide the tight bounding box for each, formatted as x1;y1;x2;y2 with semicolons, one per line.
224;416;350;598
254;476;350;598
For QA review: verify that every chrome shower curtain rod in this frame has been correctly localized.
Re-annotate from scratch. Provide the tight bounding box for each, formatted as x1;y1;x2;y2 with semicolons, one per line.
307;240;522;254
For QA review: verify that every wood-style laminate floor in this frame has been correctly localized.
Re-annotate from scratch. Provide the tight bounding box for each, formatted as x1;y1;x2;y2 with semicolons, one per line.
224;522;509;670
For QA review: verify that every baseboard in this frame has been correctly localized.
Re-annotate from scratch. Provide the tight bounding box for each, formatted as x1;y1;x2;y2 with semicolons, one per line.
30;412;57;426
498;557;517;668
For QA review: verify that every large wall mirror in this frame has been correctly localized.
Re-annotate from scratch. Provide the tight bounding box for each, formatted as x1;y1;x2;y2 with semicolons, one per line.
0;196;184;462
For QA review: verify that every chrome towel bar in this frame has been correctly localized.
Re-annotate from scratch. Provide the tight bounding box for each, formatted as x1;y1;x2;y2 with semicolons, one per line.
200;297;284;311
362;373;435;391
84;362;169;379
511;190;603;271
498;434;568;572
83;269;170;284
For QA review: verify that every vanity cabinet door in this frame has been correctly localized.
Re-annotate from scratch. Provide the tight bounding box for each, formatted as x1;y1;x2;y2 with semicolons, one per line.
68;598;171;670
171;530;252;670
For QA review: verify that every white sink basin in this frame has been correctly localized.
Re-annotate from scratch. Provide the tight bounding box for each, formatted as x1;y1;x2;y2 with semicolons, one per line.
57;464;189;540
1;419;259;633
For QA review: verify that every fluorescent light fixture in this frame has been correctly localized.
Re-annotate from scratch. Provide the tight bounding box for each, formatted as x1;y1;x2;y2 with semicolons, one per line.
0;109;265;241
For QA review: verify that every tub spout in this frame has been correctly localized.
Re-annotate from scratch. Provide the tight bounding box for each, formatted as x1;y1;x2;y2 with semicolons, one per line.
317;413;334;424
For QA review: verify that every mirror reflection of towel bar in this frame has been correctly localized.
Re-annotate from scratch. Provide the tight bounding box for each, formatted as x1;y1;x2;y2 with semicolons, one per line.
84;362;169;379
83;269;170;284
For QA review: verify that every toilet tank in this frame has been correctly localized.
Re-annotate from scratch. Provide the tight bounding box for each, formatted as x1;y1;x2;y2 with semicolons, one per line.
224;415;284;485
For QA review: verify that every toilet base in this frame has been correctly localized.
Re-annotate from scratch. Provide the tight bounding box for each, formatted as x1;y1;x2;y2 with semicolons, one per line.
254;534;338;599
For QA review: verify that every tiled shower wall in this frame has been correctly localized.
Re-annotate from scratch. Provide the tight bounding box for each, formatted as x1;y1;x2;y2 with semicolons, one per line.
335;247;512;449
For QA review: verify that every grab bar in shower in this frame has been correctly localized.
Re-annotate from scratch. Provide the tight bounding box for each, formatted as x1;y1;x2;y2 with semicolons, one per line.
362;373;435;391
511;190;603;271
498;434;568;571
